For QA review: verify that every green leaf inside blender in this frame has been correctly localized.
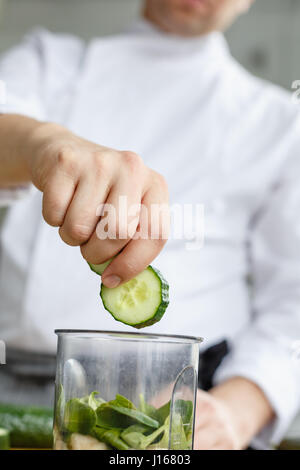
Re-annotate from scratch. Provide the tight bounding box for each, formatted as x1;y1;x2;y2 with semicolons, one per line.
56;389;193;450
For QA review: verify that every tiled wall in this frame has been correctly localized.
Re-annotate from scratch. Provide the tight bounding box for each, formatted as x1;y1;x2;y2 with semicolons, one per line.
0;0;299;90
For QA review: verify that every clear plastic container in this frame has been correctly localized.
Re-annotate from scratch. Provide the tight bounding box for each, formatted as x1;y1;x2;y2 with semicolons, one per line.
53;330;203;450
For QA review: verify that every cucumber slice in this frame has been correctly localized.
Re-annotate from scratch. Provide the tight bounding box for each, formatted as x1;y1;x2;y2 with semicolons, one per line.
0;428;10;450
88;260;112;276
100;266;169;329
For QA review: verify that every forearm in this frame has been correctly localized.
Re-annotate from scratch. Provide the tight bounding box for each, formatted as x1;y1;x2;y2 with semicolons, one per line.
0;114;45;186
210;377;275;448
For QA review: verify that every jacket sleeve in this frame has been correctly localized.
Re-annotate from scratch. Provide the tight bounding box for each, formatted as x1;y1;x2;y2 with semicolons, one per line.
214;117;300;448
0;28;85;206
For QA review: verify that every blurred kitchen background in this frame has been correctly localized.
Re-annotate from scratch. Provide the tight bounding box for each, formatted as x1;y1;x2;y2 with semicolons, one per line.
0;0;300;449
0;0;300;90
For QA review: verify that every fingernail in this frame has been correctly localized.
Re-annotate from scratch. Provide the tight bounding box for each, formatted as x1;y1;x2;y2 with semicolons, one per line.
102;275;122;288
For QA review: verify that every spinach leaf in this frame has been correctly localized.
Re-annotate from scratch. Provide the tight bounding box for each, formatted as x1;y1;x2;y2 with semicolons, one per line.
109;394;136;410
121;424;152;436
63;398;96;435
120;424;154;449
174;399;193;427
173;399;193;440
55;384;65;429
96;402;159;430
147;417;170;450
88;391;106;410
185;430;193;450
79;391;106;410
138;396;192;428
169;413;188;450
96;404;132;429
120;430;143;448
156;401;171;425
94;427;129;450
140;425;167;449
138;394;158;420
108;405;160;428
148;413;189;450
150;430;169;449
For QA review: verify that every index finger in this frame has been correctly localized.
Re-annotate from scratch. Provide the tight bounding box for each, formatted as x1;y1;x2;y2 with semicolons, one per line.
101;181;169;286
101;237;166;288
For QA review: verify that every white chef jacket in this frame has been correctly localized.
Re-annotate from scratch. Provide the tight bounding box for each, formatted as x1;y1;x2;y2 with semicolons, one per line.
1;19;300;447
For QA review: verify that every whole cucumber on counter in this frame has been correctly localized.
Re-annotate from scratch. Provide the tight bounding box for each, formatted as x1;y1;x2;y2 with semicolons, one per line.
0;403;53;448
0;428;10;450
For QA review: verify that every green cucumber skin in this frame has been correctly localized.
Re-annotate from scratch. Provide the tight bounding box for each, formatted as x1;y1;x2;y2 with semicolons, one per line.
0;403;53;448
100;266;169;329
88;260;111;276
0;428;10;450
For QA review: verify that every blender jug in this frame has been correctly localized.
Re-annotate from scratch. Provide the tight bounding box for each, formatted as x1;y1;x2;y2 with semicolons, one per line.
54;330;203;450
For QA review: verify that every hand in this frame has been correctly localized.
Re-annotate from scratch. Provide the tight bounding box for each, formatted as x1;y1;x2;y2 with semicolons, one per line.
26;122;169;287
194;378;274;450
194;389;241;450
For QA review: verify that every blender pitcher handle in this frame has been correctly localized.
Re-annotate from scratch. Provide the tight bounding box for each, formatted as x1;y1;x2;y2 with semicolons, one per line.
168;365;198;450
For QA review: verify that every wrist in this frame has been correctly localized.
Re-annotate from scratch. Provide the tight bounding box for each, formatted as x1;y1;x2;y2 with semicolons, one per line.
0;115;59;185
24;121;69;172
23;121;69;164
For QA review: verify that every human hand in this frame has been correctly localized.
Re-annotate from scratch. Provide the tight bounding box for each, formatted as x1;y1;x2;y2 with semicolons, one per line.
194;378;274;450
27;123;169;287
194;389;241;450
